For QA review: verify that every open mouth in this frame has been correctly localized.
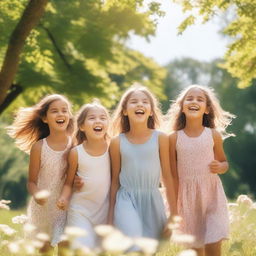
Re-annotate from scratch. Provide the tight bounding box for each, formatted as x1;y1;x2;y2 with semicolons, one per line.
56;119;65;124
188;106;199;111
135;109;145;115
93;126;103;132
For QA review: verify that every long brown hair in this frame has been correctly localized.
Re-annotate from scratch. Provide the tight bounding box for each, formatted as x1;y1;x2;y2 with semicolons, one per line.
112;83;162;136
7;94;74;153
166;85;235;137
75;100;110;145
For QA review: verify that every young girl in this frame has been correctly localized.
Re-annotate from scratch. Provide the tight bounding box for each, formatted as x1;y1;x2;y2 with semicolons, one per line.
7;94;73;251
167;85;235;256
108;84;177;242
57;101;110;249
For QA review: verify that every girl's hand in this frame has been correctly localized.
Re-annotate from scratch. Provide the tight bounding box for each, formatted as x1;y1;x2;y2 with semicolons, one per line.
34;189;50;206
209;160;222;173
57;197;68;210
73;175;84;191
162;220;172;238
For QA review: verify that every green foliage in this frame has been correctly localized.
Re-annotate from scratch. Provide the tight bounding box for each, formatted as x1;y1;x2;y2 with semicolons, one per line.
0;121;28;209
174;0;256;88
0;0;166;112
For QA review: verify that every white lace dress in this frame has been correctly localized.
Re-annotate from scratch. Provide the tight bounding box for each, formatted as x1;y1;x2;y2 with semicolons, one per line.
176;128;229;248
27;138;70;246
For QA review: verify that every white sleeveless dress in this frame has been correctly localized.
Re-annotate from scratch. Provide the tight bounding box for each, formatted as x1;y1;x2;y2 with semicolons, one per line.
66;144;110;249
27;138;70;246
176;128;229;248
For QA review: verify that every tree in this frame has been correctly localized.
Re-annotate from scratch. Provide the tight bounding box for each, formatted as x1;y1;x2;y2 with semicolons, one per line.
0;0;166;114
174;0;256;88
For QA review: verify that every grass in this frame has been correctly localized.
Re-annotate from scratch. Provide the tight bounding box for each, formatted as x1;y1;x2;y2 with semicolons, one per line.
1;196;256;256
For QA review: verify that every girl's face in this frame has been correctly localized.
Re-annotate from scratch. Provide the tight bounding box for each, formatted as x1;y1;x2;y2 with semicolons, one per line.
124;90;152;124
43;100;71;131
182;88;208;118
80;107;109;140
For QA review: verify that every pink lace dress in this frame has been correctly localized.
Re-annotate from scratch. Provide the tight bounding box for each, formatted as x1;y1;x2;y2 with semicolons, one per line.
176;128;229;248
27;138;70;246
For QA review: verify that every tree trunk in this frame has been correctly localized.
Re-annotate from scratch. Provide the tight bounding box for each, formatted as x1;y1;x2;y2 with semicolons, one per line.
0;0;49;108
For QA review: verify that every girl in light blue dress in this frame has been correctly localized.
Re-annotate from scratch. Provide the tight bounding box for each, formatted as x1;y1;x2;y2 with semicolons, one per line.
108;84;177;241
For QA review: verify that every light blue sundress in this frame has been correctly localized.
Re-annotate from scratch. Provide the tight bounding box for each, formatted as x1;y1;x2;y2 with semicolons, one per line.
114;130;167;239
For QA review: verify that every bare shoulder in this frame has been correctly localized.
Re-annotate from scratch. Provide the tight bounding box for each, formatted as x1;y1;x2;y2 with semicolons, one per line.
110;135;120;148
30;140;43;154
69;146;78;157
211;129;223;143
158;131;168;140
169;131;177;144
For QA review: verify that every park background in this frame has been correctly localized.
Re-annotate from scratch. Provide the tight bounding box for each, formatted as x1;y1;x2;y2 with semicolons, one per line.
0;0;255;210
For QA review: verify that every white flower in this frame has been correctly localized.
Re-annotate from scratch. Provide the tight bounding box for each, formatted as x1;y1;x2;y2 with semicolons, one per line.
134;237;158;254
173;215;182;223
171;233;195;244
168;222;180;230
12;214;28;224
23;223;36;233
7;242;20;253
102;230;133;252
36;232;50;241
31;240;44;249
0;224;17;236
178;249;197;256
236;195;253;207
0;199;11;210
94;225;115;237
34;190;50;200
24;244;36;255
64;226;87;239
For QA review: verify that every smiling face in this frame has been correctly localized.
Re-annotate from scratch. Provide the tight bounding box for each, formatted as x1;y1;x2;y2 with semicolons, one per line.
79;106;109;140
124;90;152;124
182;88;208;119
43;99;71;132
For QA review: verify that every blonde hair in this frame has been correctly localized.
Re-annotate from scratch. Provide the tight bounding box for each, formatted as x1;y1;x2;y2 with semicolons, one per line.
75;100;110;145
166;84;235;137
112;83;162;136
7;94;74;153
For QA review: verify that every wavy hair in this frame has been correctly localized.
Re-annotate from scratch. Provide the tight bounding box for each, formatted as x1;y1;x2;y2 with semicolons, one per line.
112;83;163;136
7;94;74;153
166;85;235;137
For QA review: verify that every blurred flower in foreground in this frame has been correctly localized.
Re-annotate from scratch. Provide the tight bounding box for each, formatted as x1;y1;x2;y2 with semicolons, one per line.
178;249;197;256
102;230;133;253
7;242;20;254
95;225;115;237
0;224;17;236
171;232;195;244
23;223;36;233
65;226;87;240
12;214;28;224
134;237;158;255
236;195;253;207
0;199;11;210
34;190;50;200
36;232;50;242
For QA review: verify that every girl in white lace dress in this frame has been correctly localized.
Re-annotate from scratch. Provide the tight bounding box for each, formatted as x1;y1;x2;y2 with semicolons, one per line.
8;94;74;252
57;101;110;249
166;85;235;256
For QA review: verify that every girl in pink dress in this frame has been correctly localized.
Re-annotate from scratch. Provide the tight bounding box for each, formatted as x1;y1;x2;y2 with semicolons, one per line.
166;85;235;256
8;94;74;254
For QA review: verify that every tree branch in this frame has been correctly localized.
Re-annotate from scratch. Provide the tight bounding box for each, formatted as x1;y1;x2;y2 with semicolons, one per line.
0;0;49;108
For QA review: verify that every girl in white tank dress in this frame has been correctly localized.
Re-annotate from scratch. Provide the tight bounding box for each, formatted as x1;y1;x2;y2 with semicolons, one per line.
167;85;235;256
7;94;74;252
57;101;110;249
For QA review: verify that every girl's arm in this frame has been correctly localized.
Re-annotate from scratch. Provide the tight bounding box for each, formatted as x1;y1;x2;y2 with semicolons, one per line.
169;132;179;201
159;132;177;217
107;136;121;225
209;129;229;174
27;140;43;205
57;148;78;210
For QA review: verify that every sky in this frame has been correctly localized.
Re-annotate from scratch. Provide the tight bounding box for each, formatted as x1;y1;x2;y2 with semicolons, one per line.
128;1;228;66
